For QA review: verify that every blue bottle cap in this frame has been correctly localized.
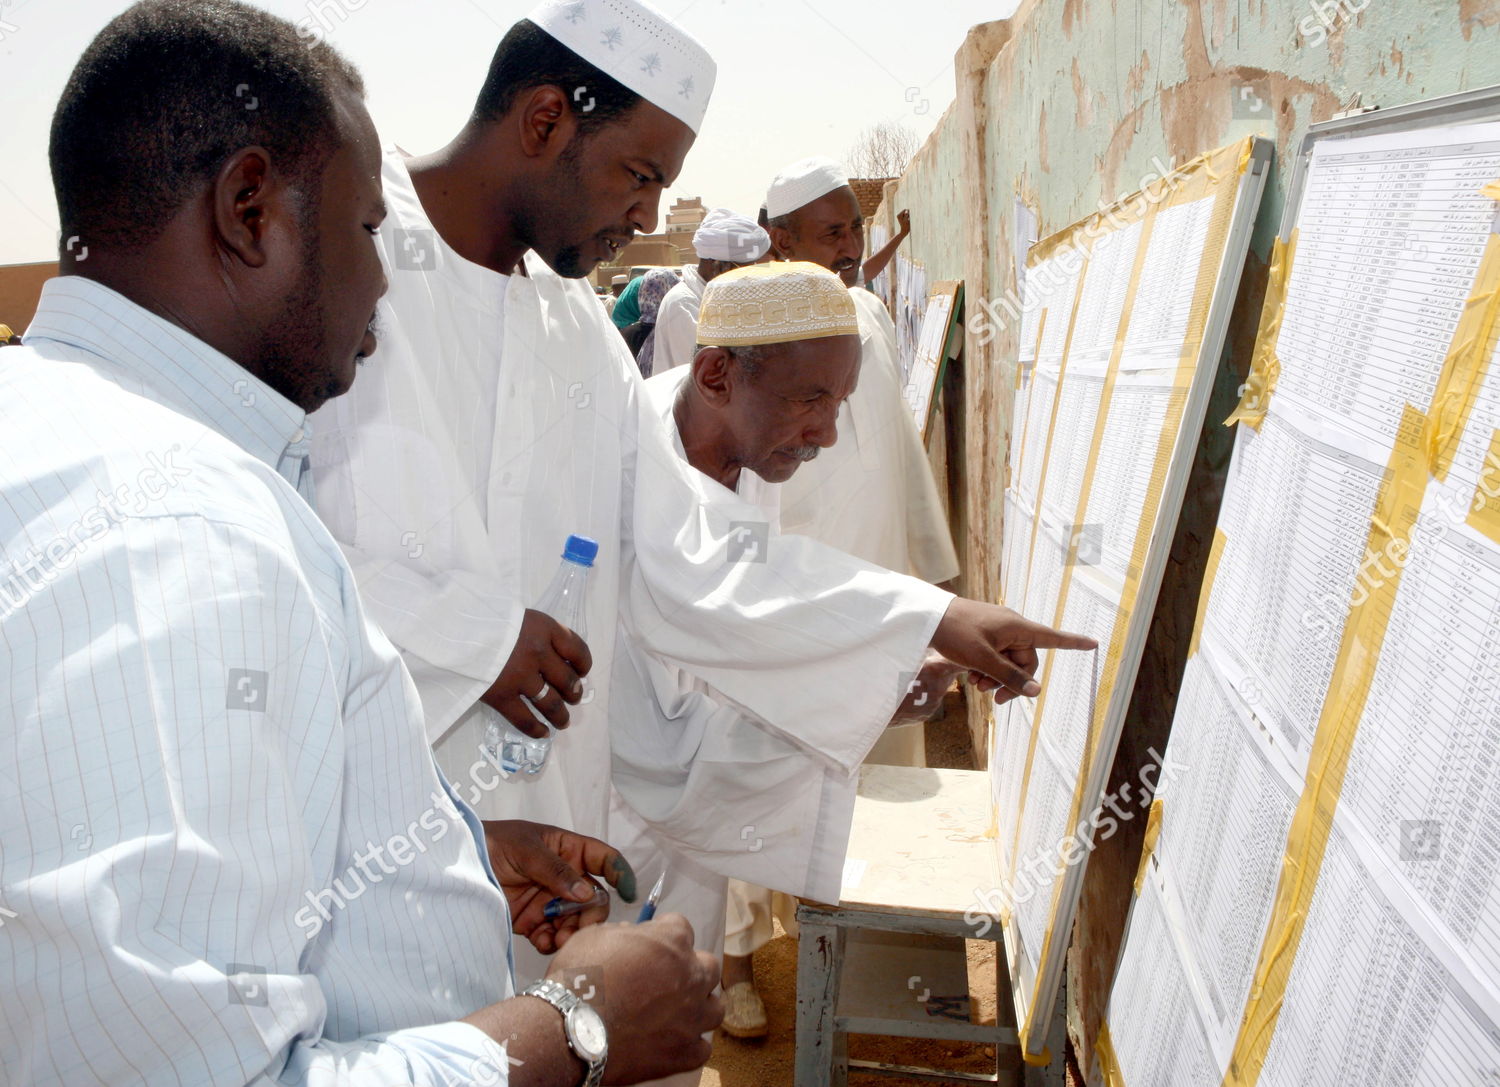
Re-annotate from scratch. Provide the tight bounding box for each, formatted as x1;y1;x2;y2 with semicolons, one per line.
562;534;599;567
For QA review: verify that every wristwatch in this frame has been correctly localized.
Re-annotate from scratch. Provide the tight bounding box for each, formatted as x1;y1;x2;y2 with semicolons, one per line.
521;978;608;1087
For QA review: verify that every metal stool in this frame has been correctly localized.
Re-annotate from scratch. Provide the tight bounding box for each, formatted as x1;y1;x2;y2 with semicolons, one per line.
792;766;1067;1086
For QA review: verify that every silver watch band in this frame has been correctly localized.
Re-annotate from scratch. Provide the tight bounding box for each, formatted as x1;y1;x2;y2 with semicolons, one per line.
521;979;606;1087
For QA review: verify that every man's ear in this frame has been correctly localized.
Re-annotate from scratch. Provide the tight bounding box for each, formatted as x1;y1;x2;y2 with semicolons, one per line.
517;84;576;162
212;147;281;270
690;346;734;406
768;224;794;258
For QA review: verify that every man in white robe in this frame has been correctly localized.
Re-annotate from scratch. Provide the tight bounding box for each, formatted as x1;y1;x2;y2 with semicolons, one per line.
627;262;970;1038
766;157;960;593
712;157;969;1034
653;208;769;372
309;0;1093;997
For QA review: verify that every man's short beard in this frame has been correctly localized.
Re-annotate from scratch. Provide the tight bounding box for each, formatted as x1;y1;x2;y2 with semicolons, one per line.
254;212;330;406
546;135;600;279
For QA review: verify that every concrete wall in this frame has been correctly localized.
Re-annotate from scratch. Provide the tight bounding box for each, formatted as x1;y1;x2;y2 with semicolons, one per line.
871;0;1500;1072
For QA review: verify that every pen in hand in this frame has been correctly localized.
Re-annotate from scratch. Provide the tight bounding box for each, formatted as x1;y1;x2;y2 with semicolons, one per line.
542;885;610;921
636;871;666;923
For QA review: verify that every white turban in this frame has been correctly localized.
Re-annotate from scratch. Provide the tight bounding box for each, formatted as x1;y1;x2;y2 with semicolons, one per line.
693;208;771;263
528;0;718;134
765;157;850;219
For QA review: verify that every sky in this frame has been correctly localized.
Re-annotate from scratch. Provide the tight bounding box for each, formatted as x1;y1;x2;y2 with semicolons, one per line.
0;0;1022;266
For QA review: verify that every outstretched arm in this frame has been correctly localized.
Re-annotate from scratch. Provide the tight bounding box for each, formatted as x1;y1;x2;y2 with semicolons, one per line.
863;208;911;285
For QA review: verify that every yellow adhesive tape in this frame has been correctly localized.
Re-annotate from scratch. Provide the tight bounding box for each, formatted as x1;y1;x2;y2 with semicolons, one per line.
1026;138;1256;268
1468;429;1500;547
1096;1022;1128;1087
1427;225;1500;479
1022;1046;1054;1067
1133;796;1166;896
1222;403;1431;1087
1189;528;1230;659
1227;230;1298;431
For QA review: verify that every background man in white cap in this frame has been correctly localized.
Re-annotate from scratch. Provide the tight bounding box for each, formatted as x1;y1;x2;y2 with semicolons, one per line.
606;273;629;316
764;155;962;666
652;207;770;372
310;0;1092;1003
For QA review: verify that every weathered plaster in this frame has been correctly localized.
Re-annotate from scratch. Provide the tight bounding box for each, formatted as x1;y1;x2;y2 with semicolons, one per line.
871;0;1500;1071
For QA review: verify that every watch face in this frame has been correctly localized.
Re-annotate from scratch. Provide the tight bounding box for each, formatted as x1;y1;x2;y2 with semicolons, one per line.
568;1003;608;1061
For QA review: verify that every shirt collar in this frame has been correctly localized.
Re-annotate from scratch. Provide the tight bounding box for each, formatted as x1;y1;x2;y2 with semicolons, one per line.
25;277;314;492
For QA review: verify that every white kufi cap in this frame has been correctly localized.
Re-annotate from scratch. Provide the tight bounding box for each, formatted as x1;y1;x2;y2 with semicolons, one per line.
527;0;717;134
765;157;850;219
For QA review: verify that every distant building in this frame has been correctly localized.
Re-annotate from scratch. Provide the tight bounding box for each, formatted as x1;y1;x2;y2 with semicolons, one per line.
848;178;895;222
0;261;60;336
592;196;705;288
664;196;706;246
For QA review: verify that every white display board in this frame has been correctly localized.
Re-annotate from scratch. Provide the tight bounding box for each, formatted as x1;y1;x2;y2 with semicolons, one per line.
902;281;960;441
991;136;1273;1060
1099;90;1500;1087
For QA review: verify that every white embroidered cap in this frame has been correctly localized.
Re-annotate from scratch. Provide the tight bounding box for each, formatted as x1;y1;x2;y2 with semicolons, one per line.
528;0;717;134
696;262;859;347
765;157;851;219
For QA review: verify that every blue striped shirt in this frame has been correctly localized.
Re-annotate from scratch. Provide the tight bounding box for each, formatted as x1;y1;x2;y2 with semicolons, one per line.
0;277;518;1085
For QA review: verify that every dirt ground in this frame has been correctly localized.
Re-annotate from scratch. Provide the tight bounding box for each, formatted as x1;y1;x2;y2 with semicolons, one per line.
702;695;1017;1087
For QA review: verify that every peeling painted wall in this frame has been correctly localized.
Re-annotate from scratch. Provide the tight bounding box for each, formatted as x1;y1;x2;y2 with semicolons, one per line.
870;0;1500;1071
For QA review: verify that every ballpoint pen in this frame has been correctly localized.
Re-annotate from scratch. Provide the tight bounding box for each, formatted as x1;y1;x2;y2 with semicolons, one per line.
636;871;666;922
541;884;610;921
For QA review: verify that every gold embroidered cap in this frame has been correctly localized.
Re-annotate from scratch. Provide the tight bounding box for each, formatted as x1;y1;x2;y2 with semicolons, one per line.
695;261;858;347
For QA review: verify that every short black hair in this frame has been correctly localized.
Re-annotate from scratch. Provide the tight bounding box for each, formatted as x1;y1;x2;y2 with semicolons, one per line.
50;0;365;252
472;18;641;136
766;211;797;237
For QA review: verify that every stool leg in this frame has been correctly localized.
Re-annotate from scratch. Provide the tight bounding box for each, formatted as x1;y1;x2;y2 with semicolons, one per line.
794;912;847;1087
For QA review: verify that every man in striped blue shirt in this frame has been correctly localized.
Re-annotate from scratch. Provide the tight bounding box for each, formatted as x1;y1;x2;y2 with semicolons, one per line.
0;3;719;1085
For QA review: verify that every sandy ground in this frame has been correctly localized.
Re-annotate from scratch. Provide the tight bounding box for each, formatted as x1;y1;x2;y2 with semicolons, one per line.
700;695;1019;1086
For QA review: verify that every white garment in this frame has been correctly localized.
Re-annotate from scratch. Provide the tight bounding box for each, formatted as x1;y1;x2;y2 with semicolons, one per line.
653;265;706;372
779;288;961;584
609;365;867;904
3;278;511;1085
309;152;950;859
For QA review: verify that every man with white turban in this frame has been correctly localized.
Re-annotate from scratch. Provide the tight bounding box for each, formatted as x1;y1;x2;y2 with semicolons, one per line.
309;0;1093;1025
653;207;770;372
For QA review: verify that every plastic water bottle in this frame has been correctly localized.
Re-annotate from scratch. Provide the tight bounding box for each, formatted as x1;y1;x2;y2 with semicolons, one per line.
482;534;598;776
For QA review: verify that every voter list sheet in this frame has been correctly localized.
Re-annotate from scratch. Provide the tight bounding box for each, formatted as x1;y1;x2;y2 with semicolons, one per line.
996;184;1226;1013
1104;120;1500;1086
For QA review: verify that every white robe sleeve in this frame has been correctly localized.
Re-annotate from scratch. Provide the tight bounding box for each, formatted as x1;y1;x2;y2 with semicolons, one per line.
652;287;699;372
608;628;860;903
621;370;953;772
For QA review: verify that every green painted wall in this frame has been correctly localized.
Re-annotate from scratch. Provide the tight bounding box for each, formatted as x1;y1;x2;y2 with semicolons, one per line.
871;0;1500;1070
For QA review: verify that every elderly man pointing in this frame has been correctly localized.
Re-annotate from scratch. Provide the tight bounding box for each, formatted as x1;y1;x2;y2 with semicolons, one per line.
620;260;965;1039
652;208;770;372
